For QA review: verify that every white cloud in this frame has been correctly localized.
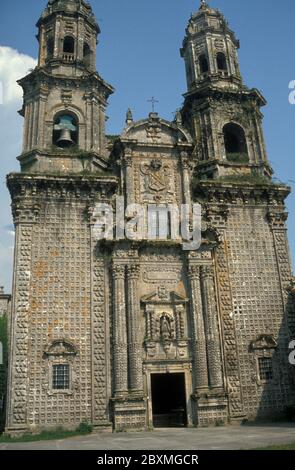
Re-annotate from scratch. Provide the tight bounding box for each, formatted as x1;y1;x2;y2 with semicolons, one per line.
0;47;36;291
0;46;37;104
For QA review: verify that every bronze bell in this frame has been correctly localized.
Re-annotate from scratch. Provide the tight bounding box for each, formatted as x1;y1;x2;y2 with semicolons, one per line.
57;128;74;148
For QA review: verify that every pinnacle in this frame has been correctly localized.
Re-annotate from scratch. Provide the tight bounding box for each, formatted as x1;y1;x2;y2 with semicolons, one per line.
200;0;209;8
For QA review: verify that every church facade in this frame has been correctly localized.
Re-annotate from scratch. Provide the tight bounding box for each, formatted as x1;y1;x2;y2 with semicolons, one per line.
5;0;295;434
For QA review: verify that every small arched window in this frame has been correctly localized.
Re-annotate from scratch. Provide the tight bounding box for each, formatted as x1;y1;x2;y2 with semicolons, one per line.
53;113;78;148
217;52;227;71
47;37;54;60
223;123;249;163
63;36;75;54
83;43;92;67
199;54;209;74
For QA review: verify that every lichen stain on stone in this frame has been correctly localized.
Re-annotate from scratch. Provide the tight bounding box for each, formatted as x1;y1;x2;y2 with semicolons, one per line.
32;260;49;279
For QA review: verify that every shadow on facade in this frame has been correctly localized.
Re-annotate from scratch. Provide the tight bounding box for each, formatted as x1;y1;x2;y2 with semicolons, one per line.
0;317;8;432
254;284;295;423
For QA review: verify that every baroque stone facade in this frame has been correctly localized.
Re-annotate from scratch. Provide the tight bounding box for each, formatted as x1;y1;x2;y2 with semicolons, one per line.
5;0;295;433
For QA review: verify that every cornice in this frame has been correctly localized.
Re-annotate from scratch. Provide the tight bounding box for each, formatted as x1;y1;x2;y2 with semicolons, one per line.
7;173;119;201
18;67;114;100
193;180;290;206
183;86;266;108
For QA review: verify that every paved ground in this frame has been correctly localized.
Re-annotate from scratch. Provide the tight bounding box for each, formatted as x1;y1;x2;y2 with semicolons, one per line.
0;423;295;450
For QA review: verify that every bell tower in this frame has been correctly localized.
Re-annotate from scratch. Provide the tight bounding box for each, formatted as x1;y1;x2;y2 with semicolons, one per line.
18;0;114;173
181;1;272;179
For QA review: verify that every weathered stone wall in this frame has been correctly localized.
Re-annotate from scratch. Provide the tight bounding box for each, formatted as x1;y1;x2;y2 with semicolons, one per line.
26;199;92;428
225;205;295;418
6;175;117;433
0;314;8;431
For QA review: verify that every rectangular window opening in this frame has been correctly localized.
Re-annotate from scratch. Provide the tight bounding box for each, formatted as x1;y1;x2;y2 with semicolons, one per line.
258;357;273;382
53;364;70;390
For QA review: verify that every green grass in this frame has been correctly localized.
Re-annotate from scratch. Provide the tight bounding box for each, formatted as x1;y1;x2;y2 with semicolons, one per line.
0;422;93;443
254;442;295;450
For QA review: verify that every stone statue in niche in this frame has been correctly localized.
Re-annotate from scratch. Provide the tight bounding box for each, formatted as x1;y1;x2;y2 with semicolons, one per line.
142;290;189;359
160;313;174;340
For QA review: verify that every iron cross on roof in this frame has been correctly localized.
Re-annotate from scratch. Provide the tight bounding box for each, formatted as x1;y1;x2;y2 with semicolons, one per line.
148;96;159;113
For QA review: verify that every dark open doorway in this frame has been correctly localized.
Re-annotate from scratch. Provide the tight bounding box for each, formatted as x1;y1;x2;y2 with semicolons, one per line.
151;373;187;428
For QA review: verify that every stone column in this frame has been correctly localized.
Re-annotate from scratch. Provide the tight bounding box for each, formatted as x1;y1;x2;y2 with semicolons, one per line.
112;264;128;396
200;265;223;389
188;264;209;392
6;200;40;433
126;264;143;393
267;210;292;306
181;152;192;207
123;155;134;206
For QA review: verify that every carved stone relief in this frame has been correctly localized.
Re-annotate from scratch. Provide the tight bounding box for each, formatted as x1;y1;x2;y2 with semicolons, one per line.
141;288;189;360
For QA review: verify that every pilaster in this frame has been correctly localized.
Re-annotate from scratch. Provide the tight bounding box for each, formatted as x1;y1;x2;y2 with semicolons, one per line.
200;265;223;389
187;264;209;392
126;265;144;394
112;264;128;397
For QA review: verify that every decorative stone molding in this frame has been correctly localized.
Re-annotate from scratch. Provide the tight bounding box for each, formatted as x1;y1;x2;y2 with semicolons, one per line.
200;265;224;389
141;289;189;360
214;234;245;419
42;339;79;397
267;210;288;230
126;264;140;280
193;181;290;207
122;156;133;168
44;339;78;357
112;264;125;280
6;225;33;428
267;208;293;309
12;201;41;225
250;334;277;352
112;263;128;396
92;255;112;428
249;335;278;387
187;264;209;391
7;174;119;203
126;264;143;393
19;68;114;108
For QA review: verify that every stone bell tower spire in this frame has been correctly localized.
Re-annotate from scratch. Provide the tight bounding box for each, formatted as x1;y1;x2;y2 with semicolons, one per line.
181;3;272;179
37;0;99;73
181;1;241;92
17;0;114;173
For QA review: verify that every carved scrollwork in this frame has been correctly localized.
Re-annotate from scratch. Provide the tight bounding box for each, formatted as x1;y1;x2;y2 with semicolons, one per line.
44;339;78;357
187;264;201;280
142;289;188;360
250;334;277;352
42;339;79;397
267;210;288;230
12;201;41;225
126;264;140;280
112;264;125;279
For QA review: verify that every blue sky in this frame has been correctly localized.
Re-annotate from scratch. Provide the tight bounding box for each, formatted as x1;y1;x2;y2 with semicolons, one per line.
0;0;294;290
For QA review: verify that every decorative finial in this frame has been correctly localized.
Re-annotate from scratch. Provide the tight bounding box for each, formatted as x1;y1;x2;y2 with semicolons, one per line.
125;108;133;125
175;109;182;126
200;0;208;8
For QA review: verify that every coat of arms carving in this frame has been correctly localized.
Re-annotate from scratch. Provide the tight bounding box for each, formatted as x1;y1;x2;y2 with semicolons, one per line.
140;158;175;202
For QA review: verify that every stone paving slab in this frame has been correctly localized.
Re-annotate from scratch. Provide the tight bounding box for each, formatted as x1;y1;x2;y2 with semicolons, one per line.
0;423;295;450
